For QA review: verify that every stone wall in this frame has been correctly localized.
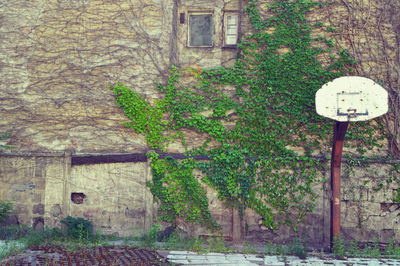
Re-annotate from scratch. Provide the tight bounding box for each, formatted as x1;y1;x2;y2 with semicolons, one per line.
0;0;174;153
0;154;67;230
0;0;241;154
2;153;399;247
244;161;400;247
1;0;400;247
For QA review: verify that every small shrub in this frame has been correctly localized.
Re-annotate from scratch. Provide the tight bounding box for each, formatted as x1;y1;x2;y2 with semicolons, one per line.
61;216;93;241
0;200;14;225
23;230;47;247
91;228;107;245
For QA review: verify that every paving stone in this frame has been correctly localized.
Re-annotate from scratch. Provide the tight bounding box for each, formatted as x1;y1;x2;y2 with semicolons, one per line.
206;252;225;256
263;256;286;266
169;250;198;255
169;259;190;264
164;250;400;266
205;256;230;263
186;259;210;264
205;264;253;266
244;254;264;261
167;254;189;260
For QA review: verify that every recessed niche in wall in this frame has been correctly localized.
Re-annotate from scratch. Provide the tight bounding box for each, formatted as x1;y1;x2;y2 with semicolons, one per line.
71;192;86;204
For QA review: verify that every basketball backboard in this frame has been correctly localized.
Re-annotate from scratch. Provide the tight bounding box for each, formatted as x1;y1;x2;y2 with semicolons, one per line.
315;76;388;122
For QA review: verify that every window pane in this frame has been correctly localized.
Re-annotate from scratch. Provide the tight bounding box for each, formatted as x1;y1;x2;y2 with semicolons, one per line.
189;14;212;46
227;15;238;26
225;14;238;45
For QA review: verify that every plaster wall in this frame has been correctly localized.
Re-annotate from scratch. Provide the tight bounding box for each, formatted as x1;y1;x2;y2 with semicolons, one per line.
68;162;153;237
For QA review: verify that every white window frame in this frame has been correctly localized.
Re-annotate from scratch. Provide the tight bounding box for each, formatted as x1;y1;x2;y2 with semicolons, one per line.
223;12;239;47
187;11;214;47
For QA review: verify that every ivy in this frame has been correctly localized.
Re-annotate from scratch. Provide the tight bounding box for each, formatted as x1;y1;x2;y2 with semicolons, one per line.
0;132;14;150
147;152;220;230
110;0;387;232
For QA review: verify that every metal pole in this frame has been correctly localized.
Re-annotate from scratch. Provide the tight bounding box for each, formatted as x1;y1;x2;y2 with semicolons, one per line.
330;121;349;246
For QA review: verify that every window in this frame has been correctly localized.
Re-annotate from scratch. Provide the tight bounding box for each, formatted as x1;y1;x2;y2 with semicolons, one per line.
224;13;239;46
188;12;213;47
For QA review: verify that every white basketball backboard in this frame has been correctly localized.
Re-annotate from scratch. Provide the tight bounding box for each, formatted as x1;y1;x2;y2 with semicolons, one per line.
315;76;388;122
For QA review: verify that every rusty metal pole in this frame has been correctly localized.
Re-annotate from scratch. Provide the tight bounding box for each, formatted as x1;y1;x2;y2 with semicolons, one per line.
330;121;349;246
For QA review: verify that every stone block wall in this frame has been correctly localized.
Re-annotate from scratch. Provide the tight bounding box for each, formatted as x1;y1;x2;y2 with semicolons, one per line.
1;0;400;247
1;153;400;247
341;162;400;243
242;161;400;247
0;154;67;230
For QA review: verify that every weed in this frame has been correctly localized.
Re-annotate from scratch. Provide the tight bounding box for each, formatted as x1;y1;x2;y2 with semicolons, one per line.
347;240;360;257
264;242;291;256
332;235;346;258
242;241;257;254
61;216;93;241
0;240;25;261
0;225;30;240
265;240;308;258
206;236;230;253
142;223;161;248
164;231;179;249
0;200;14;225
385;238;400;258
130;227;144;241
265;242;278;255
190;238;205;253
23;227;63;248
90;228;107;246
369;238;381;258
290;238;308;259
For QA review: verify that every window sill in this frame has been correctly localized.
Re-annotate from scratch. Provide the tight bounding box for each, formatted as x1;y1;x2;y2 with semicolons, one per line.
222;45;237;49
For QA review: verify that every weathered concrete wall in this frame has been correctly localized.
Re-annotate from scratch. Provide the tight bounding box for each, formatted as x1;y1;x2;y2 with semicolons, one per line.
69;162;154;237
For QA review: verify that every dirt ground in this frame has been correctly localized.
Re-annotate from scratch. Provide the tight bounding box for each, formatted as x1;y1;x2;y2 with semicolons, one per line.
1;245;171;266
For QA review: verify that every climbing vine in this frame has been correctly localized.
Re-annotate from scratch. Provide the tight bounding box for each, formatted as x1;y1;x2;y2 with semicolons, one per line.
110;0;389;232
0;132;14;150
